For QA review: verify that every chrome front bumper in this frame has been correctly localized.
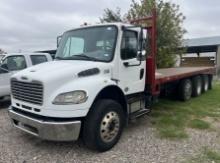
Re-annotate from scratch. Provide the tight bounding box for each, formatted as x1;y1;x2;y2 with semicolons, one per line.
8;107;81;141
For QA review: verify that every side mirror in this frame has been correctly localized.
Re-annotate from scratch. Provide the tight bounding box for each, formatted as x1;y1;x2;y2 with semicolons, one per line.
57;35;62;48
137;50;146;61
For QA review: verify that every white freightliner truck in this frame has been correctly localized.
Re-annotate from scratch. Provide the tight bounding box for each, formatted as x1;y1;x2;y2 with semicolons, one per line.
8;11;215;151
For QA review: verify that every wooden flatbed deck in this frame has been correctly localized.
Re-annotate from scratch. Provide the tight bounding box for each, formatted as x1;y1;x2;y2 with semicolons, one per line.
156;67;216;84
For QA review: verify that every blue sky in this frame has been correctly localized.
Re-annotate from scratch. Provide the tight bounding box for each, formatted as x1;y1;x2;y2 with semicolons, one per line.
0;0;220;52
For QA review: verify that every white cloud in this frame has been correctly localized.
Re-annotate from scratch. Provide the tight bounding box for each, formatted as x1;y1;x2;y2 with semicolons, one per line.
171;0;220;38
0;0;130;52
0;0;220;52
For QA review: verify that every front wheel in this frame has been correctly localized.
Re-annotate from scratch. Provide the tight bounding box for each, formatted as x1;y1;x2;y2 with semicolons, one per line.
83;99;125;152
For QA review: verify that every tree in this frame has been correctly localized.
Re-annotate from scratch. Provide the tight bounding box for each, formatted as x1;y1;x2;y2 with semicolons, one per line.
100;8;123;23
100;0;186;68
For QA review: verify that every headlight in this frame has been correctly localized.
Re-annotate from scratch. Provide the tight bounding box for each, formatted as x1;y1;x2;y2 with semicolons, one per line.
53;90;87;105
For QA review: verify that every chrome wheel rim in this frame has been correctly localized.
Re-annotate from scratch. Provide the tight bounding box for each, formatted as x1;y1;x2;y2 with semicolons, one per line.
185;82;192;99
100;111;120;143
197;82;202;94
204;82;208;91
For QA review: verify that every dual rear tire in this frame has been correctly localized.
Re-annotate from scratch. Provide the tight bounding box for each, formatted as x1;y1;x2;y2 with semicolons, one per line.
192;76;202;97
178;75;212;101
178;79;192;101
202;75;209;92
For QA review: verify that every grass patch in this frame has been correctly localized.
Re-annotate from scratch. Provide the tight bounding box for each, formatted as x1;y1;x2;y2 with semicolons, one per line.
158;126;188;139
186;147;220;163
204;148;220;162
151;82;220;139
188;119;211;130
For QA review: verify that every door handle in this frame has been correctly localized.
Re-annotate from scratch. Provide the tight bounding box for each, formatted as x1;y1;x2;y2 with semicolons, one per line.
140;69;144;80
123;61;141;67
123;62;129;67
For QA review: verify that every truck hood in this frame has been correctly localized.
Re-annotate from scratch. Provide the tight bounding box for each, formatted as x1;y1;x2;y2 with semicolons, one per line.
12;60;111;83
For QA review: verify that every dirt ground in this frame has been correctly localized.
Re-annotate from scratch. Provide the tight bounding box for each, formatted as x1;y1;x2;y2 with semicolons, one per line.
0;101;219;163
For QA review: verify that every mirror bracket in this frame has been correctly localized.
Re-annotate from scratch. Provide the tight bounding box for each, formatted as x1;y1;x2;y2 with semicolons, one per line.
57;35;62;48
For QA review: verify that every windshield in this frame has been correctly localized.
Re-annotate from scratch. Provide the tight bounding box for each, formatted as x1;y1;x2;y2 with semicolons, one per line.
55;25;118;62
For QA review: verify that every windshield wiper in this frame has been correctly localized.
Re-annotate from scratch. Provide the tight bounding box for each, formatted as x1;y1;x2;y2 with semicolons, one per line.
73;54;98;61
55;56;65;60
55;54;98;61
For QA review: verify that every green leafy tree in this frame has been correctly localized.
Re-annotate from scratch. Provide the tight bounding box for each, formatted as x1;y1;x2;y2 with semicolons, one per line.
100;8;123;23
100;0;186;68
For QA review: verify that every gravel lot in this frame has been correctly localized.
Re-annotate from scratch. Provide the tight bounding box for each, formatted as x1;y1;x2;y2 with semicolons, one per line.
0;102;219;163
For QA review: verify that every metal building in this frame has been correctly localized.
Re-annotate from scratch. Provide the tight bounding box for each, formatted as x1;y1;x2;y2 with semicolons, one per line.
182;36;220;75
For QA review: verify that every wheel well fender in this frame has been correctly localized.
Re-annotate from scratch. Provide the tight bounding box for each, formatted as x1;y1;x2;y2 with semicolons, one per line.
93;85;128;116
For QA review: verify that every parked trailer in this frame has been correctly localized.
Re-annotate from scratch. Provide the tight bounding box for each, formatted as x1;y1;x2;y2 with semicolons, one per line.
8;8;215;152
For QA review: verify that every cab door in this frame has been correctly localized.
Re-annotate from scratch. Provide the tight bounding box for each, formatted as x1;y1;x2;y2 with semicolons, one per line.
118;28;146;95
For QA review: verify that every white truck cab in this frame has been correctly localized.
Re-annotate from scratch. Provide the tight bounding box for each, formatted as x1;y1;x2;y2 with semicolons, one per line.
0;53;52;100
8;23;148;151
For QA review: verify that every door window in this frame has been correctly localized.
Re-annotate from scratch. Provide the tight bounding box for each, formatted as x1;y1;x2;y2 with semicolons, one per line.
31;55;48;65
1;56;27;71
121;30;138;60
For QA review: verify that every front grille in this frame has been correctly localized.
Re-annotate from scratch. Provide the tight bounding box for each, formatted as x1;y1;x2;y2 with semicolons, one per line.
11;79;43;105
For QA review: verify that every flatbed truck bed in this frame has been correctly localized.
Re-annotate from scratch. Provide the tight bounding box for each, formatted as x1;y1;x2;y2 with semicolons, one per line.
156;67;216;84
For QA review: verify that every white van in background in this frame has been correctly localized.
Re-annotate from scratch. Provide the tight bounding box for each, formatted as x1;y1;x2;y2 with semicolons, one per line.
0;53;52;101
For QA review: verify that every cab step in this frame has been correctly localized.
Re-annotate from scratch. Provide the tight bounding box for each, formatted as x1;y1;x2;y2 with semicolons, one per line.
129;108;151;120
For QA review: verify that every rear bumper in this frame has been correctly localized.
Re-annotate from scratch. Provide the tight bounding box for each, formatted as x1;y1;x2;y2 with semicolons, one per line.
8;107;81;141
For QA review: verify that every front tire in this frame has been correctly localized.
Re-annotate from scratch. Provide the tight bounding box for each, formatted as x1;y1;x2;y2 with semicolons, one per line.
83;99;125;152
